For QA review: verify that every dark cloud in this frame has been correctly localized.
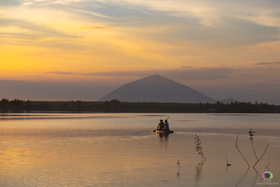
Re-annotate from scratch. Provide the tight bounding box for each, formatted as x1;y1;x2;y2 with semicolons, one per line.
252;61;280;65
0;0;21;6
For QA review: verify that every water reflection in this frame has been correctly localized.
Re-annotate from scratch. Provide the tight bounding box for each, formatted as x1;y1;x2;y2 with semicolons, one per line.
225;157;231;173
177;160;180;178
157;133;170;149
194;160;205;187
252;169;262;187
158;133;170;140
225;165;229;173
265;155;271;171
235;168;250;187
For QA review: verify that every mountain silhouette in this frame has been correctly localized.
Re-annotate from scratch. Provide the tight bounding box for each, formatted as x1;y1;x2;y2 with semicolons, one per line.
220;97;236;104
98;74;220;103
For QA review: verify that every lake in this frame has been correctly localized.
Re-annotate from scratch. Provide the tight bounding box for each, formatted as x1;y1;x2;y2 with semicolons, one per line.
1;113;280;187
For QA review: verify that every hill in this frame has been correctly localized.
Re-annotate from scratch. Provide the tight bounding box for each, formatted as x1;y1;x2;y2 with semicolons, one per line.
99;74;219;103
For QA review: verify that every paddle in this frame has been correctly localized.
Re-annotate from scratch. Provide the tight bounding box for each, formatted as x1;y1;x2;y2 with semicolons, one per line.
153;117;169;132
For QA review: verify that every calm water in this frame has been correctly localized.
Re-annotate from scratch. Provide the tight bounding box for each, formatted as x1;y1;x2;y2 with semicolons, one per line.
0;113;280;187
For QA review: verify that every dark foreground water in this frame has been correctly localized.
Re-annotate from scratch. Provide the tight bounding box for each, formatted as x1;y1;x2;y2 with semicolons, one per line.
0;113;280;187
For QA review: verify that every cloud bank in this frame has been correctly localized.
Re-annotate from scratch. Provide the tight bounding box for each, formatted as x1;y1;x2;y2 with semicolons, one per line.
48;67;233;80
253;61;280;65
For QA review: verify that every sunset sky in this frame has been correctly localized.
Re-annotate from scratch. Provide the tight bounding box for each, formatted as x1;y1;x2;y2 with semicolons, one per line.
1;0;280;104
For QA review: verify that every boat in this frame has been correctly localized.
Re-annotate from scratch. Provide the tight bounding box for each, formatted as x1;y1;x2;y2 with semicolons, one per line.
154;130;174;133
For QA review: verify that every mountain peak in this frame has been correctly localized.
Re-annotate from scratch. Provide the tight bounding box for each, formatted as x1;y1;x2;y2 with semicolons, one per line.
139;73;168;80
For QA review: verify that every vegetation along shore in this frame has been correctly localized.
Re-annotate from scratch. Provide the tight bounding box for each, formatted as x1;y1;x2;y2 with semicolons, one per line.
1;98;279;113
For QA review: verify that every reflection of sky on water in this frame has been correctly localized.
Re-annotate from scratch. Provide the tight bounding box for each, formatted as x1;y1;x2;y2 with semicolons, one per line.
0;113;280;186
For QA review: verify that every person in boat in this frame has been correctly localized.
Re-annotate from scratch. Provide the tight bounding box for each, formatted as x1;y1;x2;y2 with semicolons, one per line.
157;119;165;130
163;119;169;131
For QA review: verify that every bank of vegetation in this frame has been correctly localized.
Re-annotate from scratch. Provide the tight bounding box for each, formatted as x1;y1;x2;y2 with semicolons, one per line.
0;98;279;113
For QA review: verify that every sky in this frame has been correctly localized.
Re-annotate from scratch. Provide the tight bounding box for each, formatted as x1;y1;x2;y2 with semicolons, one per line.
1;0;280;104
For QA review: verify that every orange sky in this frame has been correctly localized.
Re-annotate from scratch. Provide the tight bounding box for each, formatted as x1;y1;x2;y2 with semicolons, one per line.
1;0;280;103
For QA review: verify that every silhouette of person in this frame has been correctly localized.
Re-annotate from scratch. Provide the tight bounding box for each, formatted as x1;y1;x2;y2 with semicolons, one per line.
163;119;169;131
157;119;164;130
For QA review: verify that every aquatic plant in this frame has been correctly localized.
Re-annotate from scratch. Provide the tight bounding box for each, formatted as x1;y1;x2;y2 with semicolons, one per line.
235;133;250;168
225;156;231;173
265;155;270;171
248;129;269;169
252;145;269;169
194;134;206;161
249;128;258;160
176;160;180;177
177;160;180;167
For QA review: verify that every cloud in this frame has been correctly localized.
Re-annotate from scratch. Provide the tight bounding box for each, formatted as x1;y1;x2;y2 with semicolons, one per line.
67;8;113;19
0;18;81;50
82;71;150;77
2;0;279;51
176;65;193;69
100;0;280;28
0;32;36;40
7;0;280;28
0;19;73;38
48;71;76;75
81;26;106;29
241;74;251;76
165;67;233;80
49;67;233;80
0;0;21;6
253;61;280;65
168;46;198;51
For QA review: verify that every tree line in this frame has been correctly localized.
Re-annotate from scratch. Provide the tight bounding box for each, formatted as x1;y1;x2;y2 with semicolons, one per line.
1;98;280;113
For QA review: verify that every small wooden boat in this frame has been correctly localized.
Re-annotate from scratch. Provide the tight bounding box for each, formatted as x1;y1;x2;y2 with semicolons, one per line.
154;130;174;133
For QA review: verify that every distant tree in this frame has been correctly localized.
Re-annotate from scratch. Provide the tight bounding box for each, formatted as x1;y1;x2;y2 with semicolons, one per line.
63;103;70;110
27;100;30;112
0;98;9;110
76;100;82;112
10;99;23;110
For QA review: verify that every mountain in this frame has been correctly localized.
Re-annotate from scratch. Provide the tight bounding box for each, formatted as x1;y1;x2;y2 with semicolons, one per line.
98;74;219;103
220;97;236;104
